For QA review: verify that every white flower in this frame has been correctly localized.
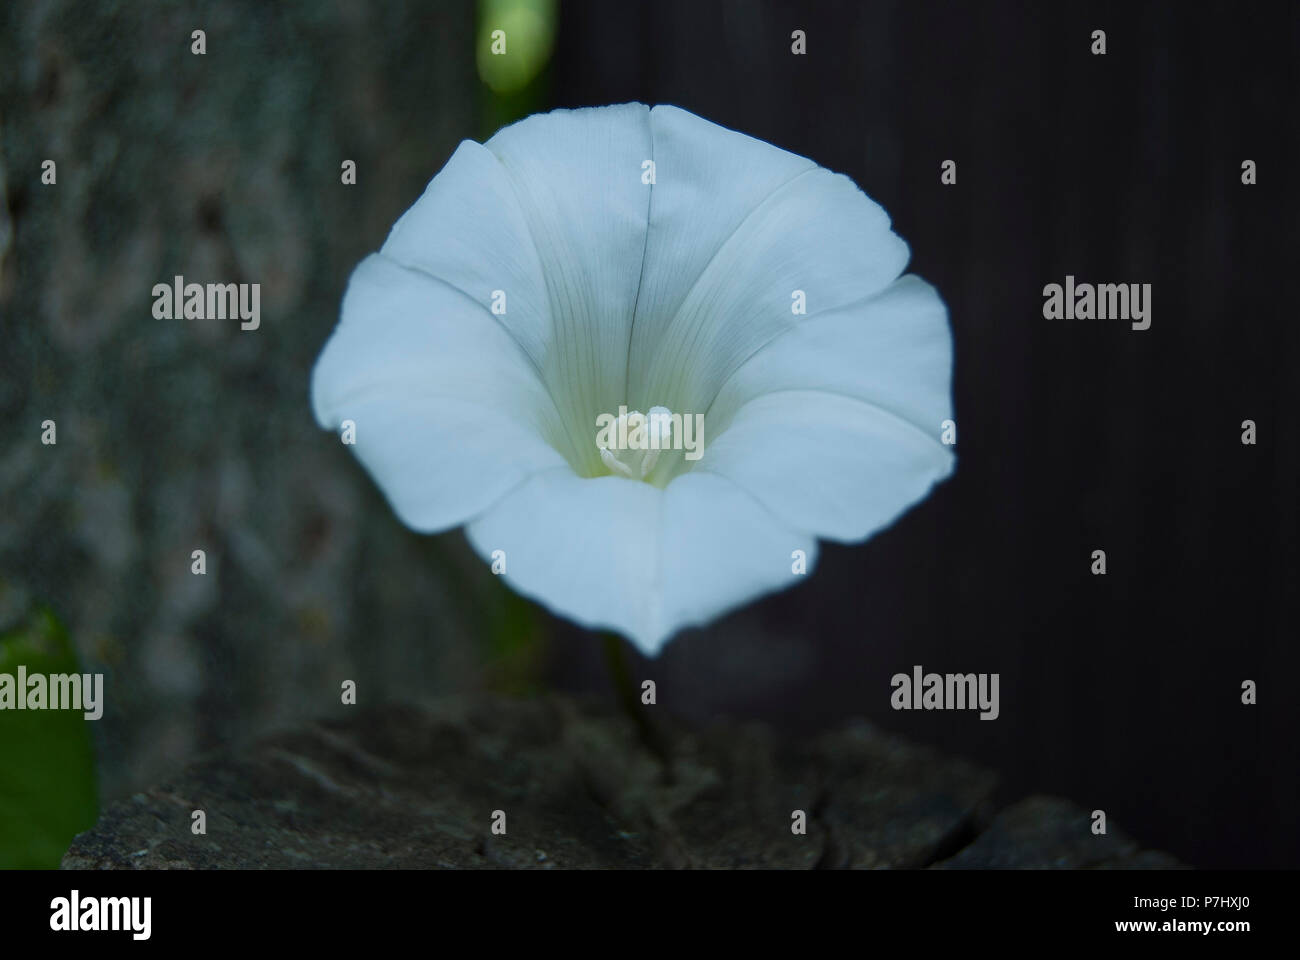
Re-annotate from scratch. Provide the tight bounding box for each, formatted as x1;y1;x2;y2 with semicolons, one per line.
311;103;954;656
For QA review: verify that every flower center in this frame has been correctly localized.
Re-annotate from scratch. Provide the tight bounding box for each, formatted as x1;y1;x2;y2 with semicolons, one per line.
597;405;675;481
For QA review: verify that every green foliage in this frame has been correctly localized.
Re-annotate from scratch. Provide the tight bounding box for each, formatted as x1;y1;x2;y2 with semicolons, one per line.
483;585;547;696
0;606;99;868
476;0;557;95
477;0;556;139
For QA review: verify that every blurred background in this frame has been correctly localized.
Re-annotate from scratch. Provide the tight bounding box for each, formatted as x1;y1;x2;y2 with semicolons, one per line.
1;0;1295;868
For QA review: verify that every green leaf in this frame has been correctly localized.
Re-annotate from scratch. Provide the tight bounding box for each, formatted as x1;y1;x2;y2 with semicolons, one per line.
0;606;99;868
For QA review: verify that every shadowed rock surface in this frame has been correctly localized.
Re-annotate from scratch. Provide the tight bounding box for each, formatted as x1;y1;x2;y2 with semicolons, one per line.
63;696;1180;869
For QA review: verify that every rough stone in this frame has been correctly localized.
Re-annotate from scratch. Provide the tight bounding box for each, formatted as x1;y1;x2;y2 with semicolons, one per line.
63;696;1179;869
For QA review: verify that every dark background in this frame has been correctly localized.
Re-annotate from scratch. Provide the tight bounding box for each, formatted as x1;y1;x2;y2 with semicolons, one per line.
1;0;1295;870
544;0;1300;869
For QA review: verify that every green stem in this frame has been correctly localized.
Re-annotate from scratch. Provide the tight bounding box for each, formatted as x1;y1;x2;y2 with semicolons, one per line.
601;634;672;770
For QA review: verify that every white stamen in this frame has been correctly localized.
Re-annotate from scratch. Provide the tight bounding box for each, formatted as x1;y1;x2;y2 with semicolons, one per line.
597;405;676;482
600;446;636;478
639;447;661;478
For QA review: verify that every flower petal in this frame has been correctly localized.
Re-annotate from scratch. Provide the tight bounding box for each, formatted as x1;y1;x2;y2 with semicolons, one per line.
311;254;568;533
628;105;910;417
380;140;552;372
485;103;654;475
464;468;816;656
708;275;954;439
698;389;953;542
695;275;954;542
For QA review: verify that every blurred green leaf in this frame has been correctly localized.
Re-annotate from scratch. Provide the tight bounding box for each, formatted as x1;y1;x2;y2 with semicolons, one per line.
478;0;556;139
482;584;547;696
476;0;557;95
0;606;98;868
